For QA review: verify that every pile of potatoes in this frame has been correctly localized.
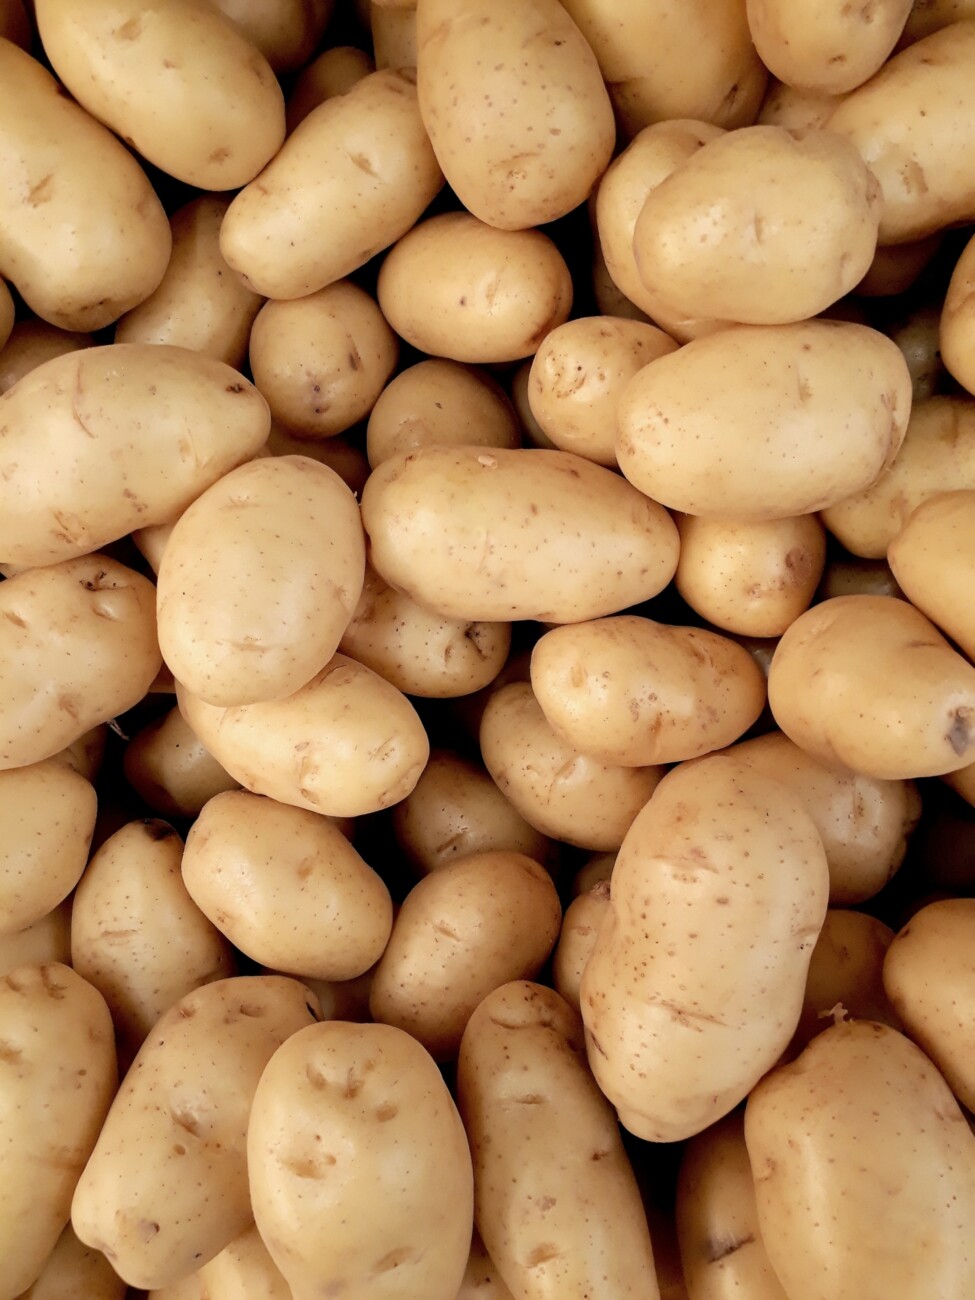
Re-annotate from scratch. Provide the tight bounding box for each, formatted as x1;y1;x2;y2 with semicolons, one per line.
4;0;975;1296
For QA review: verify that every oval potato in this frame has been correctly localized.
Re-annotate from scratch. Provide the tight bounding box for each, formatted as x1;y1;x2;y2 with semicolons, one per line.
888;489;975;659
123;706;239;820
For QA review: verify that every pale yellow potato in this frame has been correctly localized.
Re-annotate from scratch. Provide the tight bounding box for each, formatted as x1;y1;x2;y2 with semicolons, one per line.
18;1225;123;1300
35;0;284;190
940;230;975;395
248;1020;473;1300
71;976;321;1290
457;982;659;1300
366;359;520;469
0;320;93;395
249;282;397;438
757;79;848;129
633;127;881;326
528;316;678;466
480;682;664;851
580;757;829;1142
531;617;766;767
369;850;561;1059
0;759;95;935
0;42;170;332
552;882;610;1013
817;556;902;600
617;321;911;519
857;234;942;298
456;1232;515;1300
177;654;429;818
123;706;239;819
792;909;899;1054
0;964;116;1300
202;0;332;72
199;1222;290;1300
286;45;375;132
0;0;29;46
769;594;975;778
827;22;975;243
0;556;160;771
223;69;442;300
900;0;975;43
747;0;911;94
370;1;416;68
266;424;371;495
0;899;71;977
888;489;975;658
361;446;679;622
745;1021;975;1300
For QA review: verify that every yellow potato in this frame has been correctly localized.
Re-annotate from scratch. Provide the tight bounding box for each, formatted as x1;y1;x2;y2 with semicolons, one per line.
888;489;975;659
266;424;371;495
456;1232;515;1300
857;234;942;299
817;556;902;600
552;882;610;1013
199;1223;290;1300
123;706;239;819
71;975;321;1289
202;0;332;72
0;899;71;977
248;1020;473;1300
618;321;911;519
286;45;375;132
18;1225;123;1300
581;756;829;1142
940;231;975;394
757;79;847;129
370;1;416;68
943;757;975;807
0;320;94;395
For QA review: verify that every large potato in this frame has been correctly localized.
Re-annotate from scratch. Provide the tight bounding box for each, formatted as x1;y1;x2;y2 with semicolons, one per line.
123;706;239;820
0;900;72;978
888;489;975;659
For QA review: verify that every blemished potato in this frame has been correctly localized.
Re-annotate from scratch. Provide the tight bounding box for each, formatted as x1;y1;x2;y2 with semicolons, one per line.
580;757;829;1143
369;850;562;1059
745;1021;975;1300
616;321;912;519
768;595;975;779
0;964;117;1300
0;343;270;568
0;899;71;977
457;982;659;1300
222;69;442;300
481;683;664;851
199;1223;290;1300
457;1233;515;1300
552;882;610;1013
941;234;975;391
0;42;170;332
377;213;573;364
266;424;370;495
248;1021;473;1300
366;359;520;469
249;282;397;438
157;456;366;706
0;556;161;771
0;759;96;935
123;706;239;819
370;1;416;69
527;316;678;466
758;79;847;129
35;0;284;190
182;791;392;981
888;490;975;659
0;320;94;395
71;976;321;1289
202;0;332;72
857;235;942;299
883;898;975;1111
286;45;375;132
361;445;679;623
177;654;429;818
792;910;899;1054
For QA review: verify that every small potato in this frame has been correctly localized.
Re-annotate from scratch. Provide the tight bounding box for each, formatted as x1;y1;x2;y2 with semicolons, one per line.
199;1223;290;1300
71;976;321;1290
900;0;975;44
202;0;332;72
370;1;417;68
530;617;767;766
17;1225;124;1300
369;850;561;1059
0;964;117;1300
940;231;975;395
361;446;679;623
480;682;664;851
0;320;93;395
0;556;160;771
457;1233;515;1300
758;79;848;130
857;235;942;298
768;595;975;778
552;882;610;1012
286;46;375;132
266;424;370;495
123;706;239;819
377;213;573;364
248;1021;473;1300
0;899;71;977
888;490;975;659
616;321;911;519
249;282;397;438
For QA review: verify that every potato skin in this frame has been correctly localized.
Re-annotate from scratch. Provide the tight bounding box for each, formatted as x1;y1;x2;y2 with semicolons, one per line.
941;231;975;395
0;900;72;978
123;706;239;819
888;489;975;660
199;1223;290;1300
203;0;332;73
286;45;375;131
0;321;94;396
17;1225;124;1300
552;883;610;1013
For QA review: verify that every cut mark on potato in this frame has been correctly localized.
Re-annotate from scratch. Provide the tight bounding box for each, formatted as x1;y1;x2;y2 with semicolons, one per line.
525;1242;562;1269
374;1246;416;1274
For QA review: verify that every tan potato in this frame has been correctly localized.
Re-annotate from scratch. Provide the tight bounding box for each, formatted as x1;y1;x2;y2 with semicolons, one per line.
286;45;375;132
758;79;848;129
552;882;610;1012
617;321;911;519
266;424;370;495
457;981;659;1300
856;234;942;298
581;757;829;1142
900;0;975;44
0;964;117;1300
123;706;239;819
509;359;558;449
199;1222;290;1300
0;899;71;977
888;489;975;659
817;556;902;600
0;320;94;395
0;0;29;46
297;965;375;1023
456;1232;515;1300
370;1;417;68
71;976;321;1290
361;445;679;622
887;301;947;401
18;1225;123;1300
592;239;652;323
940;231;975;395
202;0;332;72
248;1020;473;1300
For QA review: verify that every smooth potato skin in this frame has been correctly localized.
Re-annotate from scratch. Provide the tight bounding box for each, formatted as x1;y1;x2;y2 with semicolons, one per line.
123;706;239;819
199;1223;290;1300
0;321;94;396
888;489;975;659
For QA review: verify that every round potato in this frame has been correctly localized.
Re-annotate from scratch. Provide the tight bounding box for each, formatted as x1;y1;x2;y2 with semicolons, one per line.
286;45;376;132
552;882;610;1013
0;899;72;978
123;706;239;820
19;1225;124;1300
199;1223;290;1300
758;79;848;129
202;0;332;72
0;320;94;396
888;489;975;659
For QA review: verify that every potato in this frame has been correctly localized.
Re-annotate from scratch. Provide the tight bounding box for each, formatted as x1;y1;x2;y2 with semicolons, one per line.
900;0;975;44
573;851;615;895
746;0;911;94
202;0;332;72
509;359;558;448
457;981;659;1299
249;282;397;438
792;909;899;1054
941;232;975;395
758;79;847;129
0;42;170;332
370;1;416;69
531;617;766;767
0;899;71;977
457;1232;515;1300
592;240;652;323
0;343;269;567
52;724;107;784
0;964;117;1300
552;882;610;1012
248;1021;473;1300
580;756;829;1142
177;654;429;818
0;556;160;771
199;1223;290;1300
0;278;11;350
768;594;975;778
633;127;881;326
0;0;29;46
817;556;902;600
35;0;284;190
416;0;614;229
71;975;321;1289
265;424;370;495
222;69;442;300
888;489;975;660
0;759;96;935
887;302;947;402
286;45;375;132
0;320;94;395
18;1225;123;1300
745;1021;975;1300
377;213;572;364
527;316;678;466
123;706;239;819
361;446;679;622
369;850;561;1059
857;235;942;298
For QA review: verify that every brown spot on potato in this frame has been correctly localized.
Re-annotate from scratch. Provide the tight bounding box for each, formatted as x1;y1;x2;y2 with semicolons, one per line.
26;174;54;207
526;1243;561;1268
376;1102;398;1122
142;819;176;841
705;1233;755;1263
0;1040;22;1063
209;147;231;164
948;708;973;756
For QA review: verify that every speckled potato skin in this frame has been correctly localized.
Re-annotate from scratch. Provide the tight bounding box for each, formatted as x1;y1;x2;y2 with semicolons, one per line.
248;1021;473;1300
17;1224;124;1300
456;1233;516;1300
580;757;829;1143
0;964;117;1300
745;1021;975;1300
198;1222;290;1299
71;976;321;1290
457;981;660;1300
123;706;239;819
888;489;975;659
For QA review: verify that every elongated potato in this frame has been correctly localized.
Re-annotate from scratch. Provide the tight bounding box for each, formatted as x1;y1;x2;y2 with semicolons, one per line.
888;489;975;659
0;899;71;977
792;909;899;1054
552;882;610;1012
286;45;375;131
199;1223;290;1300
123;706;239;819
17;1225;123;1300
